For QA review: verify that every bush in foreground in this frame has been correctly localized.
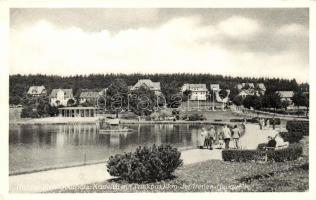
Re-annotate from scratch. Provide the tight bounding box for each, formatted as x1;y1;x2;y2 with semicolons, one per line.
223;144;303;162
107;144;183;183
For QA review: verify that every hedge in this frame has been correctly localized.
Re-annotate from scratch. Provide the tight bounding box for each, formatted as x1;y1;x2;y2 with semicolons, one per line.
107;144;183;183
267;143;303;162
222;149;266;162
222;144;303;162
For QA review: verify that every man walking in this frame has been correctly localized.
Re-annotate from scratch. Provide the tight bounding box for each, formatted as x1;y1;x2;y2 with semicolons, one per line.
222;125;231;149
208;126;216;150
232;125;241;149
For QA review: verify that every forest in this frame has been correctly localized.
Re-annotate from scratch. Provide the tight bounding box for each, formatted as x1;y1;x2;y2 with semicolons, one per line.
9;73;309;105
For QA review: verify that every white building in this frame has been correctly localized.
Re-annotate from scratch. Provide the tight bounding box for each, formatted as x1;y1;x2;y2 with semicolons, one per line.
210;84;220;91
27;86;47;96
181;84;208;101
50;89;75;107
276;91;294;102
130;79;162;95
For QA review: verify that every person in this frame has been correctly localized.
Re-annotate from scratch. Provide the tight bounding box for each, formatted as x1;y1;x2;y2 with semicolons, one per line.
222;125;231;149
232;125;241;149
266;119;270;129
259;118;263;130
267;136;276;149
208;126;216;150
274;133;289;149
198;127;208;149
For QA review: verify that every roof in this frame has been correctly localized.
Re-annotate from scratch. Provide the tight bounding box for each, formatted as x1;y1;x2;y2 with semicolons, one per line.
80;91;100;98
27;86;46;95
50;89;73;98
276;91;294;98
238;89;256;96
131;79;161;91
182;84;207;91
257;83;266;90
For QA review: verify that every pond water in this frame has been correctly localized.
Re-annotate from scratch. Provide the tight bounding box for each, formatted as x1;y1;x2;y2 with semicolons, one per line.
9;123;222;174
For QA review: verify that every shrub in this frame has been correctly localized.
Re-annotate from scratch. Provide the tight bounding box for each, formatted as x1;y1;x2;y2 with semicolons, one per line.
286;120;309;136
187;113;205;121
222;149;266;162
107;144;183;183
223;144;303;162
119;112;139;120
267;144;303;162
256;143;268;151
281;121;309;143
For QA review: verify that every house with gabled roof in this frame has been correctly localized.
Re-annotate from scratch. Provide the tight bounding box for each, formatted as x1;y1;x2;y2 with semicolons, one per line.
49;89;75;107
80;90;100;105
181;83;208;101
27;85;47;96
130;79;161;95
276;91;294;102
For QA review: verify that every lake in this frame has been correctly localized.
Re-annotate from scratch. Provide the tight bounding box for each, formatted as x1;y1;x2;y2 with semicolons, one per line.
9;123;219;174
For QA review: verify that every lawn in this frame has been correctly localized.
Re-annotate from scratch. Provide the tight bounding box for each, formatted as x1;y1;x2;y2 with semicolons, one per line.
52;158;308;193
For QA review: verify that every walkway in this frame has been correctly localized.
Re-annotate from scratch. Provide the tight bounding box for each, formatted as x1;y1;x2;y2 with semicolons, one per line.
9;123;279;193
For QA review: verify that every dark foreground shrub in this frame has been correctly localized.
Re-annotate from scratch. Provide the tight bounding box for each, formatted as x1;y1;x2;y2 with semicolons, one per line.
267;143;303;162
223;144;303;162
107;144;183;183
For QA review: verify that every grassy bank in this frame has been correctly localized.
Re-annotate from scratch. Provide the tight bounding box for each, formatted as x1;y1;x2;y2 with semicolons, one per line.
52;158;308;193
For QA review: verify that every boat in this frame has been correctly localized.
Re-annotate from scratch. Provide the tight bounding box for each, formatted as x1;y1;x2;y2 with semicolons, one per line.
98;118;134;134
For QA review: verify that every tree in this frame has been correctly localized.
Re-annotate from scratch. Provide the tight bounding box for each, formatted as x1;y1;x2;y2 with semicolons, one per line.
161;81;181;108
292;91;309;117
129;86;156;116
218;89;228;99
232;95;243;106
242;95;262;110
67;99;76;107
268;93;282;110
106;78;128;112
182;89;191;102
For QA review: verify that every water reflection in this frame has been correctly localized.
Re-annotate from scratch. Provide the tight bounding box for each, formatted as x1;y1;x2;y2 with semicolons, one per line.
9;123;221;174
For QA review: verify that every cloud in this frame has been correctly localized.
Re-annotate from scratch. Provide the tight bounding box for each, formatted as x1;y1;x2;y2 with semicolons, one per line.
218;16;260;39
276;23;308;37
10;16;308;83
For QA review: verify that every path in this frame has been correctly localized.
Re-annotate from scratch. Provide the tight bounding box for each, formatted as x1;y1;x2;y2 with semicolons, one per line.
10;123;279;193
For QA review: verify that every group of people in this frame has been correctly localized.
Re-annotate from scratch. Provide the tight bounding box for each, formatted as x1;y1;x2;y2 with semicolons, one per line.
198;124;242;150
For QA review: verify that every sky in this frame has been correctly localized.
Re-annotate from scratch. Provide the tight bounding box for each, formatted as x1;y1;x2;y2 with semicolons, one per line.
10;8;309;82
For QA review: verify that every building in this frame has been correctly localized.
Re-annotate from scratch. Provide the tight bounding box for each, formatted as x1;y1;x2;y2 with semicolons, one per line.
50;89;75;107
27;86;47;96
276;91;294;102
80;91;100;105
210;84;220;91
130;79;161;95
181;84;208;101
58;107;96;117
256;83;266;95
237;89;255;98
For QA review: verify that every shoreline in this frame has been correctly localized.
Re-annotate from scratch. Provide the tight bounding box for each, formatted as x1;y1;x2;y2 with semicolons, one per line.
10;117;238;125
9;146;197;176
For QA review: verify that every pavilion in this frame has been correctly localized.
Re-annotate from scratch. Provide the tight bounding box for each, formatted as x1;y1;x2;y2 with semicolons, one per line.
58;107;97;117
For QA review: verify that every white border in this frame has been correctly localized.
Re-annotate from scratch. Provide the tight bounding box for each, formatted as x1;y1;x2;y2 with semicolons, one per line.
0;0;315;200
